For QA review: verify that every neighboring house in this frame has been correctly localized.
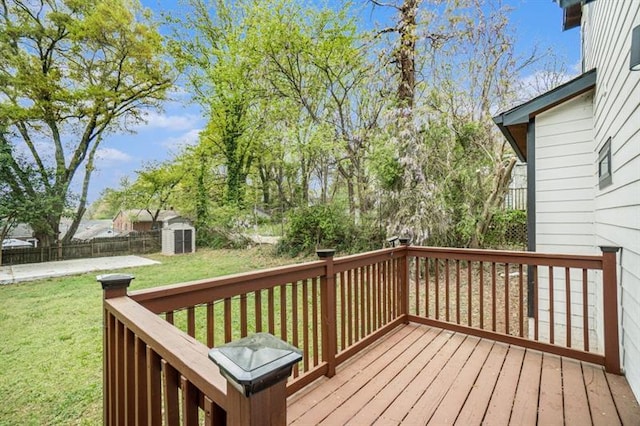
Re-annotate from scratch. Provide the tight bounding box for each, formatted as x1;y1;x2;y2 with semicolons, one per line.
113;209;181;233
494;0;640;400
5;223;38;247
72;219;117;241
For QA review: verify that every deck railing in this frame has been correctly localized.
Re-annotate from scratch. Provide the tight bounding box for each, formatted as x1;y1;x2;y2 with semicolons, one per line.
101;244;620;424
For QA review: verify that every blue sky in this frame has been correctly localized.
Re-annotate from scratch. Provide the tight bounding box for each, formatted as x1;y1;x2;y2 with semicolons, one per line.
87;0;580;204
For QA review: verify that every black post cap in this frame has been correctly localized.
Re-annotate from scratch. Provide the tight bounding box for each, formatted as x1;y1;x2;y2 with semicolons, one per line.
209;333;302;397
316;249;336;258
399;237;411;245
97;273;135;291
599;246;620;253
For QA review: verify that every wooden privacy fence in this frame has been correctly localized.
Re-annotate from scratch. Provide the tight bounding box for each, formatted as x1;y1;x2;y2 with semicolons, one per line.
101;243;620;424
2;231;160;265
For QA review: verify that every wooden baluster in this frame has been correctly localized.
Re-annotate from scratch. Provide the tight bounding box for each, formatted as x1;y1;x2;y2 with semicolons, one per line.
415;258;420;316
181;376;199;425
346;270;352;346
312;277;319;367
255;290;262;333
268;288;275;335
445;260;450;322
134;337;148;425
549;266;555;345
162;360;179;425
124;327;135;425
146;347;162;424
240;293;248;337
435;260;440;320
187;306;195;338
534;266;539;341
165;311;174;325
565;267;572;348
367;264;372;335
456;260;461;324
292;282;299;377
206;303;215;348
505;263;510;335
519;264;524;338
280;284;287;342
426;258;430;318
582;269;589;352
353;268;360;342
302;279;310;372
491;262;497;332
340;271;346;350
360;267;366;339
224;297;232;343
467;261;472;327
479;262;484;329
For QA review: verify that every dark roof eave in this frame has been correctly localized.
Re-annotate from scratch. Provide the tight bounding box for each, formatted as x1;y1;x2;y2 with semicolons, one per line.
493;115;526;162
501;69;596;126
492;69;597;162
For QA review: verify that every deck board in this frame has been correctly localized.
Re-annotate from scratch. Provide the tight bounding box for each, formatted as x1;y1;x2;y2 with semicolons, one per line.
287;323;640;425
537;353;564;426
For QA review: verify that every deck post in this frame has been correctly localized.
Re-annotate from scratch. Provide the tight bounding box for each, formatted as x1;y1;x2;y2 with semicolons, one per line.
98;274;134;426
209;333;302;426
317;249;337;377
399;238;411;324
600;246;621;374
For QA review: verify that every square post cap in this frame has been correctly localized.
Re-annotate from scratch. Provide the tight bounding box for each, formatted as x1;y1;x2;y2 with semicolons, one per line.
208;333;302;397
399;237;411;245
97;273;135;291
316;249;335;258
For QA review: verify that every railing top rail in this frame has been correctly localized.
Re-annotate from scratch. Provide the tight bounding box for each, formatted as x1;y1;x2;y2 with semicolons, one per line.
106;296;227;407
131;260;326;313
333;247;406;273
408;246;603;269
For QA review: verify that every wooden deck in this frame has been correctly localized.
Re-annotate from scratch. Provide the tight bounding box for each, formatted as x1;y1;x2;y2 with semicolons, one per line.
287;323;640;425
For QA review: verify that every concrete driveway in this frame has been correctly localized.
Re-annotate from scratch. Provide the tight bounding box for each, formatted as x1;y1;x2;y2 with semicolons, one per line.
0;255;161;285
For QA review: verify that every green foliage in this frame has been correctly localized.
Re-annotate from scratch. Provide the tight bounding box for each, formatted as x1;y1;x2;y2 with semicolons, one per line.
483;209;527;248
196;205;251;249
277;204;384;256
0;0;172;245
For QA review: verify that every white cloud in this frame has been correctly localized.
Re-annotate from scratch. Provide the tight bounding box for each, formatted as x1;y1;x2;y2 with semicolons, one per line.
161;128;203;152
96;147;132;165
134;111;201;132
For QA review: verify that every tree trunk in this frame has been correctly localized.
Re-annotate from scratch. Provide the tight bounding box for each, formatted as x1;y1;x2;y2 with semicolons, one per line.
470;157;517;248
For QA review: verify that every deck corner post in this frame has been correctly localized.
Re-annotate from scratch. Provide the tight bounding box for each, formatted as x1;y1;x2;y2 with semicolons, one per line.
97;273;134;425
98;273;134;299
317;249;337;377
209;333;302;426
600;246;621;374
399;238;411;323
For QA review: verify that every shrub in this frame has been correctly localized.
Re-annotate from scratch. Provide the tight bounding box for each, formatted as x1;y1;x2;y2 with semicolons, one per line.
277;205;385;256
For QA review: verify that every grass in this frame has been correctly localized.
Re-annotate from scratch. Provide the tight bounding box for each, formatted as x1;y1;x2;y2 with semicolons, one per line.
0;247;303;425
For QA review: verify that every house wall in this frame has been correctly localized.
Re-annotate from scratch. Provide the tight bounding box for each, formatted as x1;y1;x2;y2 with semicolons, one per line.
582;1;640;398
534;91;599;350
112;212;129;233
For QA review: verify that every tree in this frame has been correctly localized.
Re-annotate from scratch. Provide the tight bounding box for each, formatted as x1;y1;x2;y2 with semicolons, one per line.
0;0;171;246
168;0;263;207
377;0;543;247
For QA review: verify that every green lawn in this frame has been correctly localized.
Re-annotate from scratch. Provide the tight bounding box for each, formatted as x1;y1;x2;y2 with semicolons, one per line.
0;247;301;425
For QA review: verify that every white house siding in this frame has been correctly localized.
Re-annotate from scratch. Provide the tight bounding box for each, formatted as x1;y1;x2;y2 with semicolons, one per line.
582;2;640;399
535;91;599;351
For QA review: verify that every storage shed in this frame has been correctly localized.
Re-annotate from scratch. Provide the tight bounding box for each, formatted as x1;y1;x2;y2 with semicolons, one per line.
161;216;195;255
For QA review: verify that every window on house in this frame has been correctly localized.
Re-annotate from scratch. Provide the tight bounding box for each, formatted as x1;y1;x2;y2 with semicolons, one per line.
598;137;612;189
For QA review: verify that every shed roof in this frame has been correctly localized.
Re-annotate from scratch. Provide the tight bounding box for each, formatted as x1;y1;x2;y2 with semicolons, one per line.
492;68;596;162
